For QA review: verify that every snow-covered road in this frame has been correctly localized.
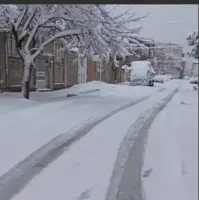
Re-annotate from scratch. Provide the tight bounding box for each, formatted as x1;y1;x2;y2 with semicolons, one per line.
0;83;162;178
0;91;167;200
0;80;196;200
142;82;198;200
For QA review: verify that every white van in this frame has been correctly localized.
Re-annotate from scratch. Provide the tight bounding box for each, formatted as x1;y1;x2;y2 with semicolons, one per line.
130;61;156;86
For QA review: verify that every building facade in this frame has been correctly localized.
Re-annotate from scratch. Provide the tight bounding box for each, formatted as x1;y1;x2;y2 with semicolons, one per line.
154;42;184;78
0;30;80;91
1;31;154;90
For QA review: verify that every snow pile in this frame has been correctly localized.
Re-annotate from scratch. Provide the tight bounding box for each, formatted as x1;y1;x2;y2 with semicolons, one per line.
189;76;198;84
1;81;104;102
121;65;131;70
184;76;189;80
0;98;38;115
118;81;130;85
0;80;163;104
142;83;198;200
153;75;172;83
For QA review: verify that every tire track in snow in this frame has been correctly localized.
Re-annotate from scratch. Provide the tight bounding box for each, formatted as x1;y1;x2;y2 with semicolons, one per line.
0;88;165;200
105;87;179;200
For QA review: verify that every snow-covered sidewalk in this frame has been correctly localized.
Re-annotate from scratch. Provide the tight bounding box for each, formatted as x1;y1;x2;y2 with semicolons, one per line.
10;83;180;200
0;98;39;116
1;80;166;103
142;83;198;200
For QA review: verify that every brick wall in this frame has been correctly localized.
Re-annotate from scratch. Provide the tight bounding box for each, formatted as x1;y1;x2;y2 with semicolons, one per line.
7;57;35;91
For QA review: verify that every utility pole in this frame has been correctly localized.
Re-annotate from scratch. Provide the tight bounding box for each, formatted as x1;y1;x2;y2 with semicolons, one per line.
99;58;102;81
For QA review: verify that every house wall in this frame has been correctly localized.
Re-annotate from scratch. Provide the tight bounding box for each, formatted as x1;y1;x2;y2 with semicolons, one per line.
65;52;78;87
87;59;97;82
35;55;53;89
0;31;36;91
1;29;134;91
0;32;6;89
100;59;124;84
7;57;35;91
103;61;113;83
125;55;136;66
54;62;64;84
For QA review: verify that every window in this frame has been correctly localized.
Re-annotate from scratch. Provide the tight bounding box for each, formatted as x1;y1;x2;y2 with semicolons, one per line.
7;34;19;57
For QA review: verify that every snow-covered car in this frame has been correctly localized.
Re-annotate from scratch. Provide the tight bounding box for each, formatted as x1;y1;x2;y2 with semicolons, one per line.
130;61;155;87
153;75;172;83
189;76;198;84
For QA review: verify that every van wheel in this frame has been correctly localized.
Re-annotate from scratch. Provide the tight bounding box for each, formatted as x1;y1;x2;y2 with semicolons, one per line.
149;81;154;87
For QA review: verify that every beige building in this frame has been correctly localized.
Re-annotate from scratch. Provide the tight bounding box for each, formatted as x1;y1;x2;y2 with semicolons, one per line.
0;30;80;91
0;30;148;91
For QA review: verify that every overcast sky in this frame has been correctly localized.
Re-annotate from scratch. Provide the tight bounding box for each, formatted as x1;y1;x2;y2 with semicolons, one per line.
113;5;198;53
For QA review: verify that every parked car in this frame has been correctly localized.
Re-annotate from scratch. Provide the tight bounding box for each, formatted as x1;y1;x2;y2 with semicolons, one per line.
130;61;155;87
153;75;172;83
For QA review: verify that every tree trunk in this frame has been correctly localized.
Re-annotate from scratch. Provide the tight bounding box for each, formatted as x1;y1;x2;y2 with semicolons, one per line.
78;45;87;84
78;56;87;84
22;62;33;99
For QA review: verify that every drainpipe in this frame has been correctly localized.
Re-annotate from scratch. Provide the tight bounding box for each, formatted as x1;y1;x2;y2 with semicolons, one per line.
4;31;8;89
52;41;55;89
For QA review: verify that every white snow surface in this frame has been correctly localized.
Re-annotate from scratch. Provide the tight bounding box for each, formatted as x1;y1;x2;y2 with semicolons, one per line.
11;81;181;200
189;76;198;83
1;81;161;102
153;74;172;82
142;82;198;200
130;61;153;80
0;81;164;178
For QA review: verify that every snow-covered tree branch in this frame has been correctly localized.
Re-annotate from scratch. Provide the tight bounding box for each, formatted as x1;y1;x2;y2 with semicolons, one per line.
0;4;148;99
187;29;198;59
